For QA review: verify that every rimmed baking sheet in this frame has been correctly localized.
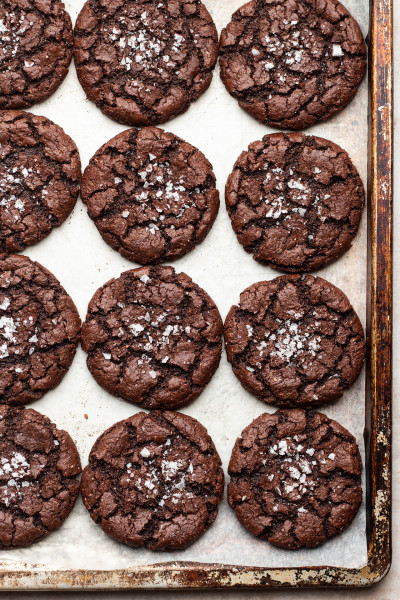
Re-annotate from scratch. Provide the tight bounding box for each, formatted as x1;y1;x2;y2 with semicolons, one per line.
0;0;369;573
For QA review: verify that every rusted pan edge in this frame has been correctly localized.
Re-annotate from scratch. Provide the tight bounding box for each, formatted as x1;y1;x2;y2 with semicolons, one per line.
364;0;393;585
0;562;390;590
0;0;392;590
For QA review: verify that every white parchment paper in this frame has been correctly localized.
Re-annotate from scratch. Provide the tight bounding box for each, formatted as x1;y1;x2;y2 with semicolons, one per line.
0;0;369;572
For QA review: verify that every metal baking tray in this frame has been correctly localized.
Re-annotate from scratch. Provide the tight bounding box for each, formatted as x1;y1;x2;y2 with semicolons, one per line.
0;0;392;589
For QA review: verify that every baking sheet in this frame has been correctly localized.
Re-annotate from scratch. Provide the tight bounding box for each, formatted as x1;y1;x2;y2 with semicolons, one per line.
0;0;369;572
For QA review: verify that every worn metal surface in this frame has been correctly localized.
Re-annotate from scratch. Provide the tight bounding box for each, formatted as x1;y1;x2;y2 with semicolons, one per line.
0;0;391;589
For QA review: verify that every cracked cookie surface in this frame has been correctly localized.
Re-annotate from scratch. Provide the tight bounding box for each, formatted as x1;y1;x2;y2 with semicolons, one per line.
0;0;73;109
81;265;223;409
0;111;81;253
219;0;367;130
81;410;224;551
224;274;365;408
228;409;362;549
74;0;218;127
225;133;365;272
0;405;81;549
0;254;81;405
81;127;219;265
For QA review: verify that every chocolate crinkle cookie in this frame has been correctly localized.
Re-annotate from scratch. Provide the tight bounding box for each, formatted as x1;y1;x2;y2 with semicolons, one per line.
74;0;219;126
228;409;362;549
81;410;224;551
0;254;81;405
224;274;365;408
0;111;81;254
0;0;73;109
225;132;365;272
0;405;81;549
219;0;367;130
81;265;222;410
81;127;219;265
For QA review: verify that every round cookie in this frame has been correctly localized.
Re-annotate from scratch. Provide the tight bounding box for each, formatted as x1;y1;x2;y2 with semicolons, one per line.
81;127;219;265
81;265;222;409
81;410;224;551
228;409;362;549
0;405;81;549
224;274;365;408
0;254;81;405
74;0;219;127
0;0;73;109
219;0;367;130
0;111;81;253
225;133;365;272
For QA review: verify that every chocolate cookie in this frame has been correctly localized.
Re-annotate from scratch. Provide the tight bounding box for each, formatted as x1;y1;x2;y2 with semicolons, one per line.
228;409;362;549
0;0;73;109
81;265;222;409
219;0;367;130
0;254;81;405
0;405;81;549
224;274;365;408
74;0;218;127
81;127;219;265
0;111;81;253
225;133;365;272
81;410;224;551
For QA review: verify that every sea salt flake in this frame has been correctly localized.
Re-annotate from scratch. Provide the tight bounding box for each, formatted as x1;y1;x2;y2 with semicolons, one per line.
0;298;9;311
288;466;301;479
332;44;343;57
129;323;144;336
278;440;288;455
0;315;18;341
246;324;253;337
144;478;155;490
288;179;306;190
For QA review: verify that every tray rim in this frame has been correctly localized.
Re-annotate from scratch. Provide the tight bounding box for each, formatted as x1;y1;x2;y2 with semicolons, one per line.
0;0;392;589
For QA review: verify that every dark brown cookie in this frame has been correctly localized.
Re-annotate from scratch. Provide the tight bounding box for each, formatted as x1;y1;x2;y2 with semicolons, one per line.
0;0;73;109
228;409;362;549
219;0;367;130
224;274;365;408
81;127;219;265
0;405;81;549
225;132;365;272
0;254;81;405
74;0;218;127
81;410;224;551
81;265;222;409
0;111;81;253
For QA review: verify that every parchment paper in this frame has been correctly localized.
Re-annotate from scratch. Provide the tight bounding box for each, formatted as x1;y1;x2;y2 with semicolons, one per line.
0;0;369;572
